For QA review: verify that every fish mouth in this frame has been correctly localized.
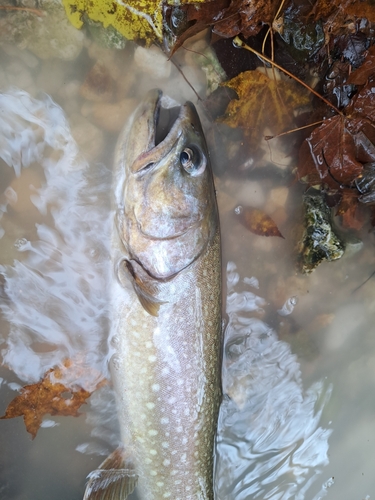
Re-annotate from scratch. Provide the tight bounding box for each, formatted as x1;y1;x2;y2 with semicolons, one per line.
131;90;204;241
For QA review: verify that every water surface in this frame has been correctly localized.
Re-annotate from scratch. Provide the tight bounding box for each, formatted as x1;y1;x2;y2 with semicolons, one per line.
0;22;375;500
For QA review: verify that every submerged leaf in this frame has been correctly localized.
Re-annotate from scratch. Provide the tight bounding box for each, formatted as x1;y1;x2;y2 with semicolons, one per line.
348;46;375;86
1;360;105;439
235;206;284;238
212;0;280;39
299;75;375;198
219;70;310;148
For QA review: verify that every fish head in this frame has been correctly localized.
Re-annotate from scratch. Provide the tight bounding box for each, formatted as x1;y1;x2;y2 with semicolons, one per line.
115;89;218;280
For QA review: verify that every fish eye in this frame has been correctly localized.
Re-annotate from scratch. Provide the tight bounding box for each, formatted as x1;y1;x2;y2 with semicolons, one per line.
180;146;206;176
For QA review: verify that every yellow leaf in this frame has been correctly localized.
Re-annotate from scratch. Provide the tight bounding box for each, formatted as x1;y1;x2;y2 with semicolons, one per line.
62;0;164;45
219;70;310;148
1;360;106;439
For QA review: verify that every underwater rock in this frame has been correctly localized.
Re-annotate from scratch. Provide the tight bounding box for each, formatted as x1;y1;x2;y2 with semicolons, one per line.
298;189;345;273
0;0;84;61
80;62;114;102
81;98;137;133
84;16;127;50
134;45;172;80
189;41;227;95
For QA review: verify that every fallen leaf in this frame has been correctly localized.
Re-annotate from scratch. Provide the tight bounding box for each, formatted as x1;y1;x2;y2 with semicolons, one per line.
1;360;105;439
211;0;280;39
311;0;375;28
336;189;365;230
298;75;375;200
348;46;375;85
218;69;310;148
163;0;230;55
235;205;284;238
164;0;282;55
298;115;364;188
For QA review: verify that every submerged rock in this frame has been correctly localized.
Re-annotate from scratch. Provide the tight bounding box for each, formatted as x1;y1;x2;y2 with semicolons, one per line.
0;0;84;60
298;189;345;273
84;16;127;50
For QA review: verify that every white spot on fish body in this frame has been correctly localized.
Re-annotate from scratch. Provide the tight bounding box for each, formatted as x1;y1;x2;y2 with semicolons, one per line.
152;383;160;392
148;355;157;362
161;441;169;448
145;341;152;348
160;417;169;424
148;429;158;436
146;402;155;410
157;481;164;487
150;449;157;456
175;479;182;485
163;459;170;466
163;493;171;498
150;470;157;476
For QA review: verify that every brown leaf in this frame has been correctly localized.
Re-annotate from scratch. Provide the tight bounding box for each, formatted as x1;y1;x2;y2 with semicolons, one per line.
311;0;375;27
212;0;280;39
235;206;284;238
336;189;365;230
163;0;230;56
164;0;281;55
218;70;310;148
1;360;105;439
298;115;363;188
348;46;375;86
298;76;375;196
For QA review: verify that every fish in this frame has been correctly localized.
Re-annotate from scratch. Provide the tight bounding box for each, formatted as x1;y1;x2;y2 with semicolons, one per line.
84;89;222;500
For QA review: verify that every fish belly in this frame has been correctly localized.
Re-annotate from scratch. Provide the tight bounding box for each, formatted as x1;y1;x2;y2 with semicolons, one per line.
111;231;221;500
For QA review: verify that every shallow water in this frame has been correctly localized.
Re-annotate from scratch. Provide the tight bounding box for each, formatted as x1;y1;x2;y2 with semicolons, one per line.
0;19;375;500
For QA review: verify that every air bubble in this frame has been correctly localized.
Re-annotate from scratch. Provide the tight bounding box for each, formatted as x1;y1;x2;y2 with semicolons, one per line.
234;205;243;215
14;238;28;251
111;355;121;370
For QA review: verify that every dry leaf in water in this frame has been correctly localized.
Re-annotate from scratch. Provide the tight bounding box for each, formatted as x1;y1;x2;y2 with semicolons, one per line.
298;75;375;199
1;360;105;439
235;205;284;238
348;46;375;86
219;70;310;148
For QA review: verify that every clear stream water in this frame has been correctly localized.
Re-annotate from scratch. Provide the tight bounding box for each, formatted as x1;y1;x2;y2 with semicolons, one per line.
0;20;375;500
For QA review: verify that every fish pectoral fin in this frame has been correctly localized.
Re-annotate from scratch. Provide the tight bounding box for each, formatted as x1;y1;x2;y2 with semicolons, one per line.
121;259;167;317
83;447;138;500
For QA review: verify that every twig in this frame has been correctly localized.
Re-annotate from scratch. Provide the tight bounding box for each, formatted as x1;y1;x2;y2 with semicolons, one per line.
265;120;325;140
233;36;343;117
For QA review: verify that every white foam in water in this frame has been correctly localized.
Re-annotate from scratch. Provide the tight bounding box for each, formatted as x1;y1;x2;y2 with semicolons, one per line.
0;89;111;389
215;263;333;500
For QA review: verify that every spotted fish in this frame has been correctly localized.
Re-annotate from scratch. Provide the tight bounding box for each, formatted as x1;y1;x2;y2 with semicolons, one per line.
84;90;222;500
